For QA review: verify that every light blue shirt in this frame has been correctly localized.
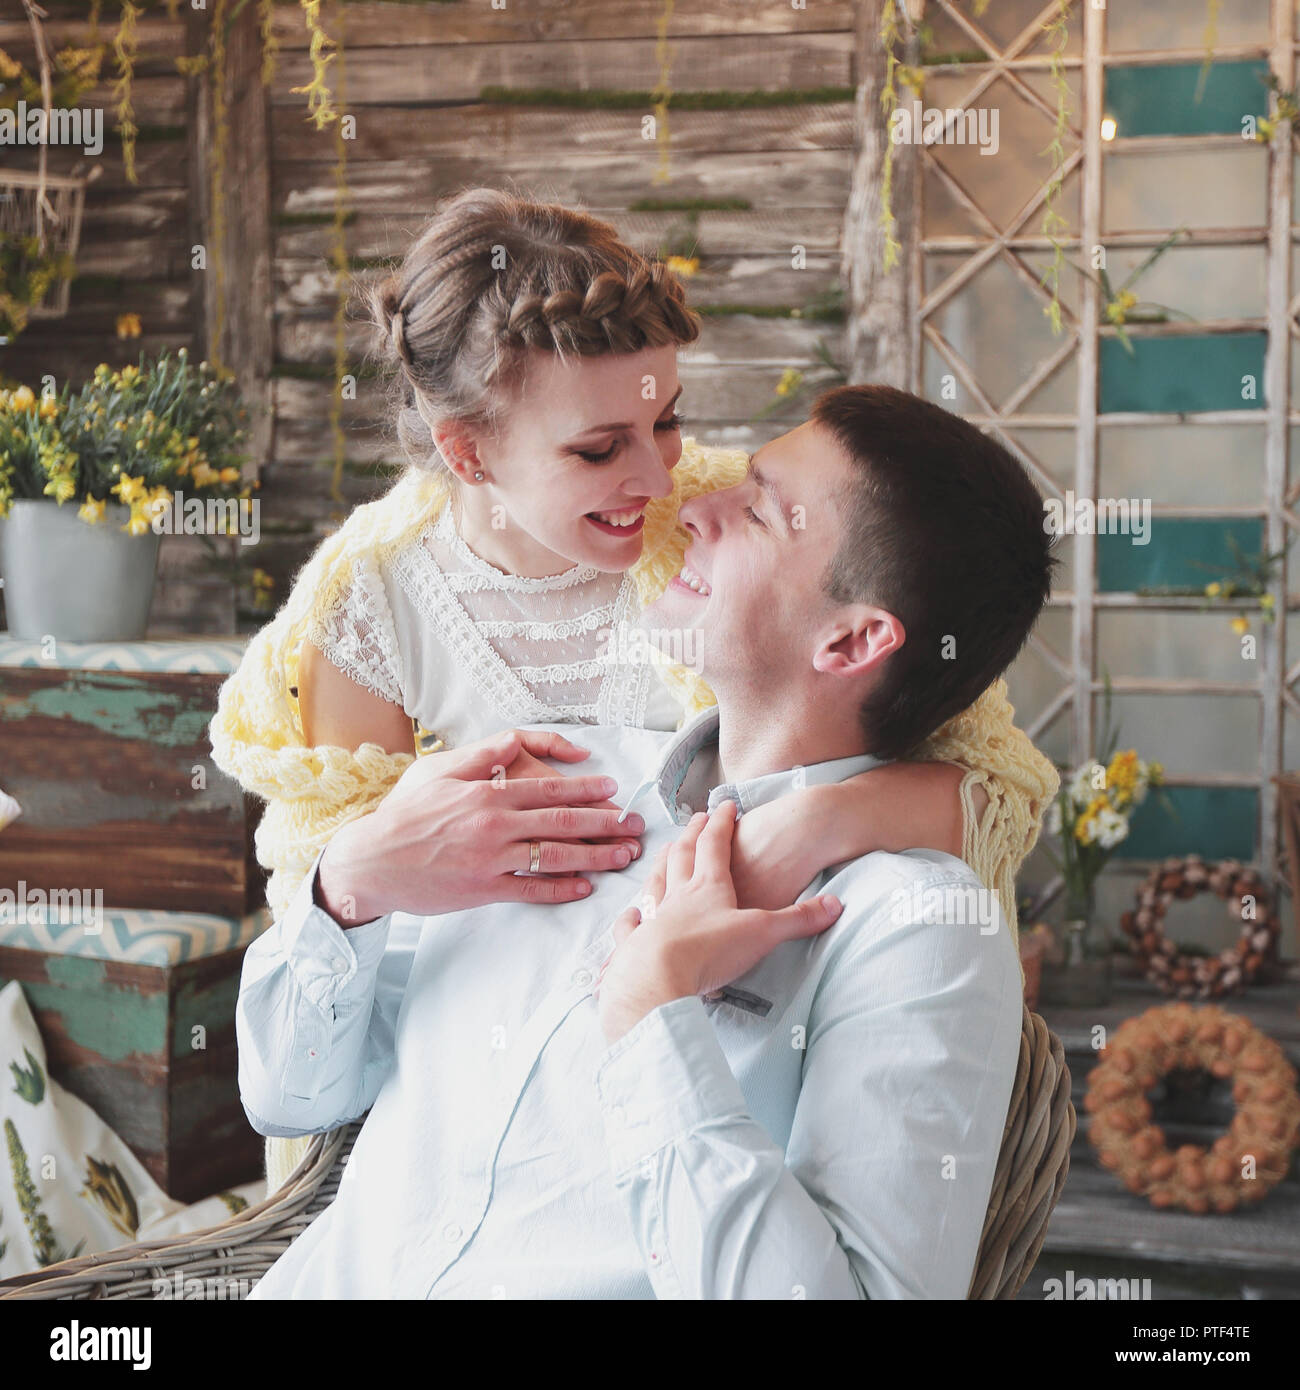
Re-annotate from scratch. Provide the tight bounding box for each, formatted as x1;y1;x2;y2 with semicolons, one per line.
237;710;1022;1300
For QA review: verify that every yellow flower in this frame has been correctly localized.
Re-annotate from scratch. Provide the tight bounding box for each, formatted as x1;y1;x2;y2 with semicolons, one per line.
118;364;140;386
664;255;699;278
113;473;147;504
191;462;220;488
10;385;36;413
1204;581;1221;598
218;466;241;484
124;503;153;537
1104;749;1139;807
1074;794;1109;846
78;496;107;524
1231;615;1250;636
116;313;143;339
38;395;58;419
43;473;77;504
775;368;804;398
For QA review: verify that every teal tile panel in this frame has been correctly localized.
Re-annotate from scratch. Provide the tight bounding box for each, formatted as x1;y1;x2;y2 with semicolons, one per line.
1104;60;1270;137
1113;784;1256;861
1096;518;1262;593
1099;334;1266;415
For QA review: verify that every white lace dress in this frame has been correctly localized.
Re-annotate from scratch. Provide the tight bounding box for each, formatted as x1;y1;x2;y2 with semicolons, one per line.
305;504;685;748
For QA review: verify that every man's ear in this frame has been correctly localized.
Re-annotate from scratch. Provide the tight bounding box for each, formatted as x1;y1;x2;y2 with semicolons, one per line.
812;607;904;678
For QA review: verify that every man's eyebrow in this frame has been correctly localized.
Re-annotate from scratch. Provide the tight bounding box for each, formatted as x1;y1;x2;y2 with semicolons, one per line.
748;458;791;533
567;385;684;438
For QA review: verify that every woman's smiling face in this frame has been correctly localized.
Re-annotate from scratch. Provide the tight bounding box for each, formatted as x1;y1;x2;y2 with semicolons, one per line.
445;344;686;574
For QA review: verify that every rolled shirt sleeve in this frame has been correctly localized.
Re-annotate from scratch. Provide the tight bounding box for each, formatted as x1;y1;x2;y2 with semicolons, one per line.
236;846;402;1138
593;870;1022;1300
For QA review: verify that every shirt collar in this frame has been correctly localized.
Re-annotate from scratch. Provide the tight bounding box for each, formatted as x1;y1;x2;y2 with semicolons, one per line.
617;705;893;827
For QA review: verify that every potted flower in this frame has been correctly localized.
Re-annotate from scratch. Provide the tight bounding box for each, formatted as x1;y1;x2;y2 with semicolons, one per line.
1042;680;1167;1005
0;349;250;641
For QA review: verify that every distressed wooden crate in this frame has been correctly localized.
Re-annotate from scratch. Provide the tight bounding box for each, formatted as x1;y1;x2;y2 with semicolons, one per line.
0;903;269;1203
0;638;264;917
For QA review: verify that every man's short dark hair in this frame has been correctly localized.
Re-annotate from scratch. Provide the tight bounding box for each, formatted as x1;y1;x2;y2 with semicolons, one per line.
812;384;1058;760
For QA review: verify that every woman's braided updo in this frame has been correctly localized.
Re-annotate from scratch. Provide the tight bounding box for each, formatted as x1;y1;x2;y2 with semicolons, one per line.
366;188;702;472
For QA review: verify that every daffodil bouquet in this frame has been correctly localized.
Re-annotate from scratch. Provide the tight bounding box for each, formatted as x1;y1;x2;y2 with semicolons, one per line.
1043;674;1169;921
0;348;250;535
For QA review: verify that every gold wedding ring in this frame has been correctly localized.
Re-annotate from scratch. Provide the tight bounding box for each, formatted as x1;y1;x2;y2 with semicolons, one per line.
529;839;542;873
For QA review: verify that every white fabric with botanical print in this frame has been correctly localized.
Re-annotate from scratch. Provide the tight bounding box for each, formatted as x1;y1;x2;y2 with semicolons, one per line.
306;502;684;749
0;982;261;1278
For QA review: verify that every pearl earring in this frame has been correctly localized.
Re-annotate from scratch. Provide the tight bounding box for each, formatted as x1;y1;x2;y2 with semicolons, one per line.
473;470;485;481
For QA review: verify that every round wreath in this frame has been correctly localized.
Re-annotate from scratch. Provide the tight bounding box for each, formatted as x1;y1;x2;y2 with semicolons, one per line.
1119;854;1279;999
1086;1003;1300;1214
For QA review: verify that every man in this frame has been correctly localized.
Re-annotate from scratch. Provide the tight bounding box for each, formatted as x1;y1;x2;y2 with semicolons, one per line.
237;384;1057;1300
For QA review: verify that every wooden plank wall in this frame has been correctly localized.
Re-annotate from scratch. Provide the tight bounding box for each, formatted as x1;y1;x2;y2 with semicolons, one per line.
0;1;231;632
1;0;855;631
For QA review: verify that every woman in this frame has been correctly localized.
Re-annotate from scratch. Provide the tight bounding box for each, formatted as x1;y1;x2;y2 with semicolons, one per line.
212;188;1057;1191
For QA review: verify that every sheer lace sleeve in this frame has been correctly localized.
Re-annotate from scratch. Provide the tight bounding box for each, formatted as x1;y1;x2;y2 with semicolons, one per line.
304;553;405;708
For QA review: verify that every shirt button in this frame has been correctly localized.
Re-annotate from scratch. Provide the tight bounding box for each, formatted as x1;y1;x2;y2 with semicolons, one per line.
442;1222;463;1243
571;968;593;988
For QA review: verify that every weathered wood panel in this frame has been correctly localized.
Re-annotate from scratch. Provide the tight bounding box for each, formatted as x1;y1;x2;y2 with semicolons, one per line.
269;0;855;45
0;948;263;1203
275;207;846;267
2;137;188;191
270;103;853;163
274;34;851;104
0;668;264;917
274;151;851;217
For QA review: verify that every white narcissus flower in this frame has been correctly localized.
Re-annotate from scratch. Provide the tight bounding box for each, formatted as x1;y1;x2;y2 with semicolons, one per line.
0;788;20;831
1069;764;1100;806
1046;800;1063;836
1094;806;1129;850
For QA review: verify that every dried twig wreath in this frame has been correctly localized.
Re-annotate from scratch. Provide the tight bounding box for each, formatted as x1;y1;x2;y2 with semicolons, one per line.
1119;855;1279;999
1086;1003;1300;1214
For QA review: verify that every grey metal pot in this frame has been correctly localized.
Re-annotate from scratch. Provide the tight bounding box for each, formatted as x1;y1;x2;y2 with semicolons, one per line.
0;499;161;641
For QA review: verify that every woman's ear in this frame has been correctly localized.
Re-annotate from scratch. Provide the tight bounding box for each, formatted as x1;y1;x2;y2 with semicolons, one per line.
418;402;488;485
812;608;904;678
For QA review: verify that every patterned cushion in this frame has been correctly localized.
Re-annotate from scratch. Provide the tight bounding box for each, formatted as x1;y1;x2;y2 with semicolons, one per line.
0;637;248;675
0;905;270;966
0;981;264;1277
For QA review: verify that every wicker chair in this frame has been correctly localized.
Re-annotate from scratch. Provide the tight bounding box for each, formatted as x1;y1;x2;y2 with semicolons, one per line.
0;1004;1074;1301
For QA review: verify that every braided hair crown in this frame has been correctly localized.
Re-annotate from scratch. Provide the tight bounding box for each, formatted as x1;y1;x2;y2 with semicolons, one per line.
367;188;701;471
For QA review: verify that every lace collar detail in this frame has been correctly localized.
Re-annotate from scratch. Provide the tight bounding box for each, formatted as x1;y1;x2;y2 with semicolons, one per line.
432;505;601;595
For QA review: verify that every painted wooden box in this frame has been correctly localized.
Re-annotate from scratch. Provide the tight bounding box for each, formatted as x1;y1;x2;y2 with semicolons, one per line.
0;905;270;1202
0;637;265;917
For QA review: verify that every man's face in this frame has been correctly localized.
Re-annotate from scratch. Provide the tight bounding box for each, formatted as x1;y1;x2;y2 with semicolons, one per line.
647;419;855;697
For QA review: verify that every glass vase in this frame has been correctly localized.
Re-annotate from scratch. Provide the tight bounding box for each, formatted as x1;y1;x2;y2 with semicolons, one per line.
1054;884;1112;1007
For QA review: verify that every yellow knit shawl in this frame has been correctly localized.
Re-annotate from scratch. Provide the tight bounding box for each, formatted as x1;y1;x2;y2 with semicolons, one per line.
210;439;1058;1193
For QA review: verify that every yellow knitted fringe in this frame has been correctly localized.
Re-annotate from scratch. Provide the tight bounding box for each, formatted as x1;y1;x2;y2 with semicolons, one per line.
211;440;1058;1196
